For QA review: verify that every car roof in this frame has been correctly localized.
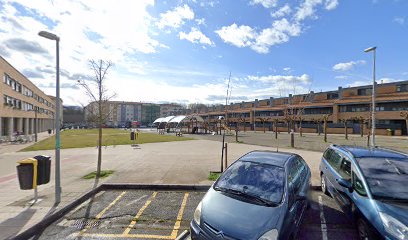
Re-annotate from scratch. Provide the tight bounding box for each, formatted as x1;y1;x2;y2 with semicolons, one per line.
238;150;296;167
334;145;408;159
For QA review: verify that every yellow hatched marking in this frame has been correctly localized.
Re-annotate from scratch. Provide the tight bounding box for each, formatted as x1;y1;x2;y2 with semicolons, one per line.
122;191;158;235
79;191;127;234
170;192;189;239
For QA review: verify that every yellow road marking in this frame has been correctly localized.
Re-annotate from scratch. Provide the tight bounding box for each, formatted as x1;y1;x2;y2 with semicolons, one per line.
79;191;127;234
80;233;175;239
170;192;189;239
122;191;158;235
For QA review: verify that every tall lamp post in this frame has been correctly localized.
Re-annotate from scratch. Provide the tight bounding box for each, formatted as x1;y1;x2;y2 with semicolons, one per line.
364;46;376;147
39;31;61;204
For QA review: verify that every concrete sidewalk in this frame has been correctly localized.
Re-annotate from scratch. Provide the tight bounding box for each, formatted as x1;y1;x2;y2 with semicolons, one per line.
0;140;322;239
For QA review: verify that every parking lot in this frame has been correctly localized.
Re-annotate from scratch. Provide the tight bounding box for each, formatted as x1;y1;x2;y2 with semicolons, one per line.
35;188;358;240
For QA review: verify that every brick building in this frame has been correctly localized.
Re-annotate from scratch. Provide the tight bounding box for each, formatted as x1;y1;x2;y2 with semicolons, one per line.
198;81;408;136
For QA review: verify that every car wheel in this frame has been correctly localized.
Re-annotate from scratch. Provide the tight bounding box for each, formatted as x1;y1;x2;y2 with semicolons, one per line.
357;217;378;240
321;174;328;195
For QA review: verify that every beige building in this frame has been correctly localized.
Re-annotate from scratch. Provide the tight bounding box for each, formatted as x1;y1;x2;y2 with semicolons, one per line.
85;101;142;127
160;103;185;117
1;56;56;138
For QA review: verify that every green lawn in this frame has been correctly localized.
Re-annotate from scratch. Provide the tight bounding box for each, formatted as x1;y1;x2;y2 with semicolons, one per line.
21;128;193;151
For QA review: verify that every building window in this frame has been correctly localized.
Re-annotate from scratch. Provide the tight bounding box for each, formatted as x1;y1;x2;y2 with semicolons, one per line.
339;104;370;112
357;88;372;96
397;84;408;92
327;93;339;99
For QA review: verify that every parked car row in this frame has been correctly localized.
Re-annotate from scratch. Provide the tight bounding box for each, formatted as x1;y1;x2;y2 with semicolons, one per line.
190;146;408;240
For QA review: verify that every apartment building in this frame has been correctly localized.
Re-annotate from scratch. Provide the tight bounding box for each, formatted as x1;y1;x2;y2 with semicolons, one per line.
198;81;408;136
160;103;185;117
0;56;56;137
84;101;142;127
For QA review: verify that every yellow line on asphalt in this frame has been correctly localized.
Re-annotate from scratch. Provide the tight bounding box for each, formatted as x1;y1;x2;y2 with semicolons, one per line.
79;191;127;235
80;233;174;238
122;191;158;235
170;192;189;239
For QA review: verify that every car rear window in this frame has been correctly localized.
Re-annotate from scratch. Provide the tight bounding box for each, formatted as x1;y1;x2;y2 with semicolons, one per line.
215;161;285;204
357;157;408;200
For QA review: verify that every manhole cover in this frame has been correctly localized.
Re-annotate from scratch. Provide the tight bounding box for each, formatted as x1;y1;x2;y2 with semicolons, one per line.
71;219;100;229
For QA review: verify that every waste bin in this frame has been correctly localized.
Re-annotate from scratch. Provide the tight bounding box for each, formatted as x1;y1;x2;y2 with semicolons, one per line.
33;155;51;185
16;158;38;190
130;132;135;140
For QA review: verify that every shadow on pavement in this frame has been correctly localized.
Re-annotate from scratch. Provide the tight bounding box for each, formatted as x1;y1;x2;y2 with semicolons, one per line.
1;207;36;240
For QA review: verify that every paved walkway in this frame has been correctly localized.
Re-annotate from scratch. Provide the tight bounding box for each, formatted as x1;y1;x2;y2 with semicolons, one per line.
0;139;322;239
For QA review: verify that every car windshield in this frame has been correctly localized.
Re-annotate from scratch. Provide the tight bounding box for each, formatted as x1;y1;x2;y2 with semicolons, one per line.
214;161;285;204
357;157;408;200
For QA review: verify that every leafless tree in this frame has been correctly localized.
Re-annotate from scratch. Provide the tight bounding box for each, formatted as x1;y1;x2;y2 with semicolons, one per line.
257;116;271;133
322;114;332;142
78;59;115;179
340;118;350;140
237;115;247;132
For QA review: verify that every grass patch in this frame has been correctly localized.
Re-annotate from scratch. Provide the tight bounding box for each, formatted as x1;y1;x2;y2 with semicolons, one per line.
21;129;193;151
208;172;221;181
82;170;114;179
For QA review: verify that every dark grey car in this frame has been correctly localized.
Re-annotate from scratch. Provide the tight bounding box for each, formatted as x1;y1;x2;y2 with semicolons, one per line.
190;151;311;240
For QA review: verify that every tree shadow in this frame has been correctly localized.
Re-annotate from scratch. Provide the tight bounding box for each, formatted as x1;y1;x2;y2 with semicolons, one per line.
1;207;36;240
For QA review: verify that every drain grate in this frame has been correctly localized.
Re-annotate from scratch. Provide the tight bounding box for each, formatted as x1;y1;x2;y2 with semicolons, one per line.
71;219;101;229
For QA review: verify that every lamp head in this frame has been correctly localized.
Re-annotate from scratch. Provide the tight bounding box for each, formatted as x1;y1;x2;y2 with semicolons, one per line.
38;31;59;41
364;46;376;53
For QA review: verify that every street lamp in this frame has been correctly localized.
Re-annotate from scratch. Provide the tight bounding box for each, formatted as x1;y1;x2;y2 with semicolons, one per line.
364;46;376;147
39;30;61;204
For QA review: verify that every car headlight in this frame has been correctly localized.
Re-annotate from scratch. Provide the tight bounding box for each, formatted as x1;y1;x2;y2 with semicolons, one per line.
379;212;408;240
258;229;278;240
193;201;202;225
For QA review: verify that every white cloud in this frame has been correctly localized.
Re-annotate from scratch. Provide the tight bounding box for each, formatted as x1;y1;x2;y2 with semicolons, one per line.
333;60;366;71
195;18;206;25
248;74;311;84
271;4;292;18
283;67;291;71
215;24;256;48
252;18;301;53
249;0;278;8
393;17;405;25
156;4;194;30
179;28;214;46
335;75;348;80
325;0;339;10
295;0;323;21
216;19;301;54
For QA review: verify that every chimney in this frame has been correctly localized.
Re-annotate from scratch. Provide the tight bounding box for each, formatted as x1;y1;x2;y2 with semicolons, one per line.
309;91;315;102
338;87;343;99
288;94;293;104
269;97;274;107
254;99;259;107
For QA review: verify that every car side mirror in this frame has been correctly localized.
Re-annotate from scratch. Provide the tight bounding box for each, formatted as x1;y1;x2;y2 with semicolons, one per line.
337;178;353;193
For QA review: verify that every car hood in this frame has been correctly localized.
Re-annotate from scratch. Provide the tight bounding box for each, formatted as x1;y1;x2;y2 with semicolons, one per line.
201;188;283;240
375;200;408;226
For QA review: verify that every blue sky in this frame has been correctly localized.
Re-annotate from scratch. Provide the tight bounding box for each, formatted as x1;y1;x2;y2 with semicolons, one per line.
0;0;407;106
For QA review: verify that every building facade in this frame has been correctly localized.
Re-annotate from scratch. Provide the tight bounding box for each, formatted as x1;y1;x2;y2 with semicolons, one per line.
0;56;56;137
197;81;408;136
160;103;185;117
84;101;142;127
141;103;160;126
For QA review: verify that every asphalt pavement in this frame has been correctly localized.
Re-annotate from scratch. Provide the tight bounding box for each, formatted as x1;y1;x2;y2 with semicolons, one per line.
34;188;358;240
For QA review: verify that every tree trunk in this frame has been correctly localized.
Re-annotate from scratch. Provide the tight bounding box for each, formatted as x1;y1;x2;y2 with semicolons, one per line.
263;121;266;133
324;120;328;142
275;122;278;139
299;119;303;137
405;119;408;135
97;123;102;178
345;123;348;140
360;121;364;137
